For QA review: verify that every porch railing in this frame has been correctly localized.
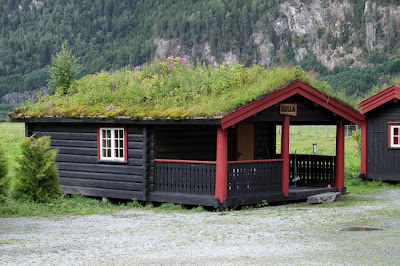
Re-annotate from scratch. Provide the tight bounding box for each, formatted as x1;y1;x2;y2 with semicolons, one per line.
227;159;283;196
289;154;335;187
154;159;216;195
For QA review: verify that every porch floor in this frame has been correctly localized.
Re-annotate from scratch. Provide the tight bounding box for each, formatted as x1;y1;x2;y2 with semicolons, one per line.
288;186;341;201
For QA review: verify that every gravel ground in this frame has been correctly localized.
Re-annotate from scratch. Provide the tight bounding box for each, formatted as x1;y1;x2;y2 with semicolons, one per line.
1;189;400;265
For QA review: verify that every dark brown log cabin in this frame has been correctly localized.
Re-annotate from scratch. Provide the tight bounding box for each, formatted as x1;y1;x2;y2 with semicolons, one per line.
15;80;366;208
359;85;400;181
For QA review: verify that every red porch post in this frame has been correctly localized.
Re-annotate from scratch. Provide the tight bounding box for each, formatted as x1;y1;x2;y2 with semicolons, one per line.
335;121;345;191
281;116;290;197
215;126;228;204
360;122;367;177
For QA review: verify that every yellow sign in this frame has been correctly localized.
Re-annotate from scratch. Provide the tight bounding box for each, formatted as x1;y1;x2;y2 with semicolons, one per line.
280;103;297;116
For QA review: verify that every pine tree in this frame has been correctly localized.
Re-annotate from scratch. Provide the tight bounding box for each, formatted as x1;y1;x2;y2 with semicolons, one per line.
48;41;79;94
13;136;61;203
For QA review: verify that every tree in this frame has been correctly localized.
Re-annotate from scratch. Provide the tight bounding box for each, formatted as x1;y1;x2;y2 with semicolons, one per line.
48;41;79;94
13;136;61;203
0;141;8;202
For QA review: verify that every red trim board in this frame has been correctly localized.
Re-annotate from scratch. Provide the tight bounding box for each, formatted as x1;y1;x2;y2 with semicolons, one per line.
221;80;365;129
359;85;400;114
154;159;217;164
387;122;400;148
360;122;367;175
97;125;128;163
227;159;283;164
215;127;228;204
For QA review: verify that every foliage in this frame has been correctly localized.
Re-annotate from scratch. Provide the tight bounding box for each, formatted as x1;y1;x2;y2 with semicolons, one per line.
352;130;361;151
0;194;133;217
0;141;8;202
12;59;353;119
0;103;15;122
48;41;80;94
1;0;400;104
13;135;61;203
319;60;400;100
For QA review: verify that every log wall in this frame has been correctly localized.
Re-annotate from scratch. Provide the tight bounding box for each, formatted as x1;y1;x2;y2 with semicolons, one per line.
27;123;147;200
366;101;400;180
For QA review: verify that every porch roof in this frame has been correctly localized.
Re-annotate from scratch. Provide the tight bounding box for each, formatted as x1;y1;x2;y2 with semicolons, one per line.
358;85;400;114
221;80;366;128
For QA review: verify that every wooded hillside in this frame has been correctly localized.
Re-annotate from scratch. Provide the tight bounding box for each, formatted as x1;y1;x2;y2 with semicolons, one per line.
2;0;400;120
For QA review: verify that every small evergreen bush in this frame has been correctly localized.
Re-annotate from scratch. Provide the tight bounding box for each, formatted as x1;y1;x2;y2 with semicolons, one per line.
0;141;8;202
13;136;61;203
352;129;361;151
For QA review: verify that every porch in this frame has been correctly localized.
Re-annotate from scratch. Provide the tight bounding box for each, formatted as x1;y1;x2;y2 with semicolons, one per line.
150;151;337;208
148;81;365;208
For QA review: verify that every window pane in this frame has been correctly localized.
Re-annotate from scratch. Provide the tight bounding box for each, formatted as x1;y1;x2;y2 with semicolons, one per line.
102;130;106;137
102;149;106;157
107;140;111;147
395;137;399;145
120;149;123;157
119;130;123;138
120;140;123;147
102;139;106;147
395;128;399;136
107;130;111;138
115;139;118;148
107;149;111;157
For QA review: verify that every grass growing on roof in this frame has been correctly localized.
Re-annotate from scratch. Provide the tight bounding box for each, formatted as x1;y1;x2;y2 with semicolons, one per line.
13;58;353;119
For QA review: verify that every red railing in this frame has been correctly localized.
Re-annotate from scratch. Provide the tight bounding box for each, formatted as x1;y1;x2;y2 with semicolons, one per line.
154;159;216;164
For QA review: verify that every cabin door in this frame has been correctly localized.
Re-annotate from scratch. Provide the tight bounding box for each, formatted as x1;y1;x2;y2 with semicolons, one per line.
236;123;254;161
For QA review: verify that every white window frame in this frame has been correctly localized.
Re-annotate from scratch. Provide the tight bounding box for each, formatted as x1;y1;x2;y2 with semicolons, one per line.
389;124;400;148
99;127;126;162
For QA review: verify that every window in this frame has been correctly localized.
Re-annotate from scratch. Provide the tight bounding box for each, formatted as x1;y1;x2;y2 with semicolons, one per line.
98;127;127;161
388;123;400;148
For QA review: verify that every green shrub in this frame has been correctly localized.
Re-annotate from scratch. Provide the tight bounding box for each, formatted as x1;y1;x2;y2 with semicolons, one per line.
0;141;8;202
13;136;61;203
352;129;361;151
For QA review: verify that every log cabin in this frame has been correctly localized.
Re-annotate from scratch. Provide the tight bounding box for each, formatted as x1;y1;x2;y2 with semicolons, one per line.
11;76;366;208
359;85;400;181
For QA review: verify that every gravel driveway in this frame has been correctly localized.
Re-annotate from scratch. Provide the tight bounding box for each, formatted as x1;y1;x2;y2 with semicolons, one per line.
1;189;400;265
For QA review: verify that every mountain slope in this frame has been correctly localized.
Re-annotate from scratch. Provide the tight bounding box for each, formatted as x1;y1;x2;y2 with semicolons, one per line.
1;0;400;104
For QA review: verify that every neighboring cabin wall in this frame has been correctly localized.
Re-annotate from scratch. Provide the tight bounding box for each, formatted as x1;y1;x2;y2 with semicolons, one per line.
367;101;400;180
26;123;148;200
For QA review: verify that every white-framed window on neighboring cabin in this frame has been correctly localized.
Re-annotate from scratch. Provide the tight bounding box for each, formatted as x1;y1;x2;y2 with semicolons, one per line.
98;127;127;161
388;123;400;148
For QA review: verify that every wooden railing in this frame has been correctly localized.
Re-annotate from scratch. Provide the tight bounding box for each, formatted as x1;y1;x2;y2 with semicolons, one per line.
154;159;216;195
227;159;283;196
289;154;335;187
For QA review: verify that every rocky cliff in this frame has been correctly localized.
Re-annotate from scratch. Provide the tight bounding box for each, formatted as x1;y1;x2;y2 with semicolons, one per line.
154;0;400;69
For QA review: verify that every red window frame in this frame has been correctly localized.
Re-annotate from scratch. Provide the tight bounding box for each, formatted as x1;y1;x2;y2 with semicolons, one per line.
97;125;128;162
387;122;400;148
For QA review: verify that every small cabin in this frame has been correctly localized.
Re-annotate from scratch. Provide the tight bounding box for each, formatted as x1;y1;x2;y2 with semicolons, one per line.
12;80;365;208
359;85;400;181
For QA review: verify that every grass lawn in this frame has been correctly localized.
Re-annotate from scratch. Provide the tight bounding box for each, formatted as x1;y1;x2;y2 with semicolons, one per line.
0;123;398;217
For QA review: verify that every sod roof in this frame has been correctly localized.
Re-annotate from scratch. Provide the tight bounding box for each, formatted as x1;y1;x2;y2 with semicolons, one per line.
11;58;355;120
